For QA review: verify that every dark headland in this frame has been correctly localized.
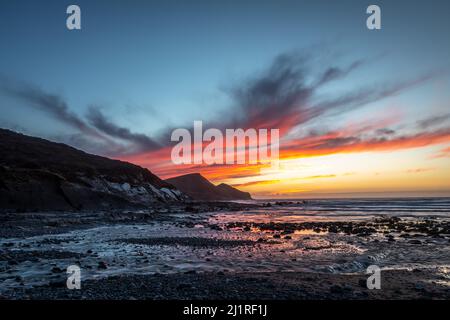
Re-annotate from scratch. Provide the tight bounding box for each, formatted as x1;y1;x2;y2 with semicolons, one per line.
166;173;252;201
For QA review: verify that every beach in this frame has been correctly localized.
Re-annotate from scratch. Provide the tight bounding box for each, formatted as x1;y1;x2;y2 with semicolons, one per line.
1;198;450;299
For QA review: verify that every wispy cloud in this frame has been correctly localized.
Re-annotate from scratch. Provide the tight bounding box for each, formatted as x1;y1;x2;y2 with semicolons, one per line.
118;51;449;181
430;146;450;159
219;52;365;135
281;127;450;159
406;167;435;173
1;49;448;184
232;180;281;187
417;113;450;129
0;79;104;140
303;174;336;179
0;78;161;156
86;106;161;152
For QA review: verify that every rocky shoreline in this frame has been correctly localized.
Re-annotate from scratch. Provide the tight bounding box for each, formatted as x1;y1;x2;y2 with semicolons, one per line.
0;201;257;238
1;201;450;300
4;269;450;300
221;217;450;241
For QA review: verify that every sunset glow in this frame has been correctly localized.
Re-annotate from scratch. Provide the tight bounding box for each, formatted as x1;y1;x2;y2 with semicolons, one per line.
1;0;449;199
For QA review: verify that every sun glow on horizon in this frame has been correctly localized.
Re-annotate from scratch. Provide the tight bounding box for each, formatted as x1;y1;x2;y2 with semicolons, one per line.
209;144;450;198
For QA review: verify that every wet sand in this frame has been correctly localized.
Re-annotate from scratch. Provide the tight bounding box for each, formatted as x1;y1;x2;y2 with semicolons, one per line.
1;201;450;300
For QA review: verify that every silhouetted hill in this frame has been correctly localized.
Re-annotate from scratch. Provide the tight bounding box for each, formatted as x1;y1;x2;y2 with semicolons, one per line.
165;173;252;201
216;183;252;200
0;129;185;211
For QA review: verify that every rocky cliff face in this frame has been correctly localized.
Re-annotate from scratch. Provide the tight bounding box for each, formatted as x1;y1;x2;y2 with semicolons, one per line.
165;173;252;201
0;129;186;212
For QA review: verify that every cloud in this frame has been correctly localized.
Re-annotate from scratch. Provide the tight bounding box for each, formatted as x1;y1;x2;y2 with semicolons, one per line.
1;49;447;183
417;113;450;129
310;72;441;120
303;174;336;179
313;60;363;88
232;180;281;187
209;52;442;145
86;107;161;152
220;52;363;134
375;128;396;136
50;132;129;156
117;51;448;181
430;146;450;159
406;168;435;173
281;127;450;159
0;79;104;140
0;78;161;156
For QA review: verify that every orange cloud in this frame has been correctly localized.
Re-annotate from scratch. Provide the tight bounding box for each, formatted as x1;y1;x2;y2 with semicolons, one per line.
406;168;435;173
232;180;281;187
430;146;450;159
303;174;336;179
117;128;450;186
280;128;450;159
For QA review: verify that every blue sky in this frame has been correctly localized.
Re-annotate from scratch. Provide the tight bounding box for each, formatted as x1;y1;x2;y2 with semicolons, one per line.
1;0;449;139
0;1;450;198
0;0;450;197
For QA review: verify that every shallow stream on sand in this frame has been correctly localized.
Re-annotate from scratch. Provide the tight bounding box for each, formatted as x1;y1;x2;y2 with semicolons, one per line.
1;205;450;293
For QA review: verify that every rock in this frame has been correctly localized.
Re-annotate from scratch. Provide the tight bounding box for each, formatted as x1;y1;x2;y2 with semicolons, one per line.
184;270;197;274
176;283;192;290
328;226;338;233
358;279;367;288
166;173;252;201
98;261;108;269
330;284;352;294
49;280;66;288
51;267;64;273
386;235;396;242
0;129;186;212
330;285;344;293
408;239;422;245
415;283;425;291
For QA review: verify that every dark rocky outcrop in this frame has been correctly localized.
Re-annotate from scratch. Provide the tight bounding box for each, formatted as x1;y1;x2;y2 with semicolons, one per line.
216;183;252;200
0;129;185;212
165;173;252;201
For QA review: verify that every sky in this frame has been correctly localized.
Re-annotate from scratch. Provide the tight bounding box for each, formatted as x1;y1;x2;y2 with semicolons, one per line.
1;0;450;198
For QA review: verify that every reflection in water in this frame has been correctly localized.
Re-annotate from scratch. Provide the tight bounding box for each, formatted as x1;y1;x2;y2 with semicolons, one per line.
1;198;450;293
